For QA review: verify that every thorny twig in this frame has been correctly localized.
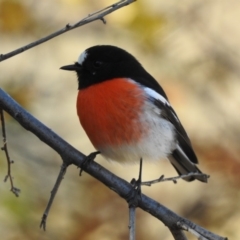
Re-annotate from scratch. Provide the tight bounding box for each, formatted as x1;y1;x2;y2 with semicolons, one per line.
0;109;20;197
141;172;209;186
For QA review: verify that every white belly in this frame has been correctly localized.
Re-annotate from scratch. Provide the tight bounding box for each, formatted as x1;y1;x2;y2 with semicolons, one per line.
99;101;177;163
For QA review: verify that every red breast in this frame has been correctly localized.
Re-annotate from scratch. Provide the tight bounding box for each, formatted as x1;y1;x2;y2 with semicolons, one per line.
77;78;147;150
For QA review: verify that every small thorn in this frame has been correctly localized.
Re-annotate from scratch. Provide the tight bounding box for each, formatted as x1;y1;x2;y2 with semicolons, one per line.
100;17;107;24
4;175;8;182
159;175;164;181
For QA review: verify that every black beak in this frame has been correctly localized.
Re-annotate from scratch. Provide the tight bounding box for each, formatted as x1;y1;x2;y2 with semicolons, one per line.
60;63;82;71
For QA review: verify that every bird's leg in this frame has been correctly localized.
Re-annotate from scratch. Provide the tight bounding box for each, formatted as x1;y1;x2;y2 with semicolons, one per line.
127;158;143;208
79;151;100;176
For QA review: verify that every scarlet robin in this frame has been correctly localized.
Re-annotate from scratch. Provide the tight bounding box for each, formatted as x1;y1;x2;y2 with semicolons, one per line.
60;45;207;182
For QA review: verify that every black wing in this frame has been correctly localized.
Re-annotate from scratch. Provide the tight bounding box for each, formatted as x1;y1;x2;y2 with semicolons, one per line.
153;98;198;164
152;98;207;182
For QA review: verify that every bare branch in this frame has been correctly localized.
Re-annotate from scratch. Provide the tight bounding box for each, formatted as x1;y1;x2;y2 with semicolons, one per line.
0;0;136;62
142;173;209;186
0;88;227;240
40;163;67;231
128;207;136;240
0;108;20;197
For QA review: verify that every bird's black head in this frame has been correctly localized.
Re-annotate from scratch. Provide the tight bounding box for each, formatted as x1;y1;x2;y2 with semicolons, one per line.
60;45;148;90
60;45;168;99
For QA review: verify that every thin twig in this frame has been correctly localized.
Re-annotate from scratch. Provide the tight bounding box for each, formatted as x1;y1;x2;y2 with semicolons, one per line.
129;207;136;240
0;89;227;240
0;109;20;197
141;173;209;186
40;162;68;230
0;0;136;62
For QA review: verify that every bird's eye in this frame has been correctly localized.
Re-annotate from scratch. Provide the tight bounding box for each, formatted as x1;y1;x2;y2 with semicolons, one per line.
93;61;102;68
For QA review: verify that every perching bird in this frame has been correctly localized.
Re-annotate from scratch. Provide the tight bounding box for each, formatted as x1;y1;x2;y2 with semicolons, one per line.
60;45;207;182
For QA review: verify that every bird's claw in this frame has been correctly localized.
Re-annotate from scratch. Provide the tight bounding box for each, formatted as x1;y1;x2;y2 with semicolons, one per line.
127;159;143;208
127;177;142;208
79;151;100;176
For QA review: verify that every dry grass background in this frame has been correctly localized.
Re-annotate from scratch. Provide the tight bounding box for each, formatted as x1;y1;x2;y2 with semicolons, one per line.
0;0;240;239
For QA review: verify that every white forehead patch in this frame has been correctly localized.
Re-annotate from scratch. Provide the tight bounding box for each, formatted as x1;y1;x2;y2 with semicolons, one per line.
78;50;88;65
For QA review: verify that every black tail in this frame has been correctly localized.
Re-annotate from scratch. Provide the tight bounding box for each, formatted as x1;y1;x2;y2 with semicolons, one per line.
169;147;207;182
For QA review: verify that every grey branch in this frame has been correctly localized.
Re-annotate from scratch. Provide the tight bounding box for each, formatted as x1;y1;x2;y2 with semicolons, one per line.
0;0;136;62
0;88;228;240
129;207;136;240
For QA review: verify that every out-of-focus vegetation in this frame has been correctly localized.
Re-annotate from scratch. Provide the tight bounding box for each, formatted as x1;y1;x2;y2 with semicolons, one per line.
0;0;240;239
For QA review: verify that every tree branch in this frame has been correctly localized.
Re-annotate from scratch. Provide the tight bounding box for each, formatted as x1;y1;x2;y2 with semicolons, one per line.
0;88;228;240
0;0;136;62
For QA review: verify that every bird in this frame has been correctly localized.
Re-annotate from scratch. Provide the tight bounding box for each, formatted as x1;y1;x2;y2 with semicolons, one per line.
60;45;207;183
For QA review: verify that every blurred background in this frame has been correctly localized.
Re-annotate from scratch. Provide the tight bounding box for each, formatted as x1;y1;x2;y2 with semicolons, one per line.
0;0;240;239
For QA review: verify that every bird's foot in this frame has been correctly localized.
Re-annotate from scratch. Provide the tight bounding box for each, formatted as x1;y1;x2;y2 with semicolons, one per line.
79;151;100;176
127;159;143;208
127;178;142;208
